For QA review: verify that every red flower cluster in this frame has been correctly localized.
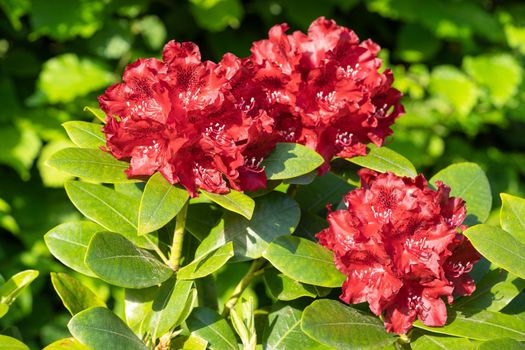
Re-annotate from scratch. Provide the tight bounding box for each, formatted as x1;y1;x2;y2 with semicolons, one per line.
99;17;403;195
317;170;480;334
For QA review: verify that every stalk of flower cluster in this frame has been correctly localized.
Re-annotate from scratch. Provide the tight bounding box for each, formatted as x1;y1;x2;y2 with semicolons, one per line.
222;258;266;317
169;201;188;271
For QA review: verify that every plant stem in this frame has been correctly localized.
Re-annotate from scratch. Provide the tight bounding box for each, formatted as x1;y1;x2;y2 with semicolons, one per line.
144;236;170;266
222;258;266;318
169;201;188;271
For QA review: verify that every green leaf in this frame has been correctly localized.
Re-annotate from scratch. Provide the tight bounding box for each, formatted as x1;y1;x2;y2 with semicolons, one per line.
301;299;395;350
411;334;474;350
464;225;525;280
186;203;222;241
85;232;173;288
200;190;255;220
263;305;322;350
68;307;147;350
196;192;300;260
263;236;345;288
0;0;30;30
51;272;106;315
45;221;104;277
186;307;238;350
430;162;491;225
477;338;525;350
263;268;318;301
0;304;8;319
263;143;324;180
137;15;167;50
63;121;105;149
37;140;76;188
36;54;114;103
189;0;243;32
454;268;525;312
0;335;29;350
42;337;91;350
138;172;189;235
149;278;194;340
83;106;106;123
347;146;417;178
414;309;525;340
501;193;525;243
0;123;42;180
88;20;132;59
178;242;234;280
47;148;133;184
295;172;354;214
429;65;478;116
0;270;39;305
125;287;157;336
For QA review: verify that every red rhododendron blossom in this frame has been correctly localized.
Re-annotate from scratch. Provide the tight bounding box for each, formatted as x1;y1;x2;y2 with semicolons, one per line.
99;41;275;196
316;170;480;334
250;17;404;172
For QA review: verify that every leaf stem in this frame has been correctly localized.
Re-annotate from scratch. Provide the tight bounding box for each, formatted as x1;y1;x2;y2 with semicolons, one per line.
169;201;188;271
221;258;266;318
144;235;170;266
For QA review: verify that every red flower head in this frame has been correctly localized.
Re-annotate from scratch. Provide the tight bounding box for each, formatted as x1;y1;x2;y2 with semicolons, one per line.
99;41;275;196
316;169;480;334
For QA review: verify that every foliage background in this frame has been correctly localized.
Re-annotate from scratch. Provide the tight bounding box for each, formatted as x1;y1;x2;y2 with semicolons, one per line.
1;0;525;348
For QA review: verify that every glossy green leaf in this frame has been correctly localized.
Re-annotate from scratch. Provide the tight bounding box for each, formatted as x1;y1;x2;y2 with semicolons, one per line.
263;236;345;288
62;121;105;149
51;272;106;315
302;299;395;349
415;309;525;340
83;106;106;123
411;334;474;350
0;270;39;305
347;146;417;177
263;268;318;301
45;221;103;277
186;203;222;241
68;307;147;350
196;192;300;260
125;287;157;336
464;225;525;280
85;232;173;288
186;307;238;350
200;190;255;220
262;143;324;180
138;172;189;235
47;148;132;183
172;334;208;350
178;242;234;280
430;162;491;225
501;193;525;243
0;335;29;350
150;278;194;340
0;304;8;319
477;338;525;350
42;337;91;350
263;305;322;350
295;172;354;215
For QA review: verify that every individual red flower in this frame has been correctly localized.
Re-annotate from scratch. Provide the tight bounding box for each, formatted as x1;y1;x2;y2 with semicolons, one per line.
249;17;404;172
316;169;480;334
99;41;275;196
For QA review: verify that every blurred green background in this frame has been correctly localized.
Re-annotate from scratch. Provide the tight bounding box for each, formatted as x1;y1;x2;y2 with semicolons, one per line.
1;0;525;348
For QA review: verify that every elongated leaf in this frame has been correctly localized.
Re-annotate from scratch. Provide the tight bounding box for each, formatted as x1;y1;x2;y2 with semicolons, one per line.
43;337;91;350
85;232;173;288
263;143;324;180
263;236;345;288
68;307;147;350
411;334;474;350
0;304;8;318
138;172;188;235
263;305;321;350
501;193;525;243
200;190;255;220
415;309;525;340
48;148;133;183
178;242;234;280
45;221;103;277
125;287;158;336
477;338;525;350
295;172;354;215
347;146;417;177
429;163;491;225
186;203;222;241
63;121;105;149
51;272;106;315
0;335;29;350
263;269;317;301
302;299;395;349
149;278;193;340
0;270;39;305
464;224;525;280
84;106;106;123
196;192;300;260
186;308;238;350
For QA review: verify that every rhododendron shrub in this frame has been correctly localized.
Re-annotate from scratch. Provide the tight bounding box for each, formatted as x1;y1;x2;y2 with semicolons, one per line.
43;16;524;350
317;170;480;334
